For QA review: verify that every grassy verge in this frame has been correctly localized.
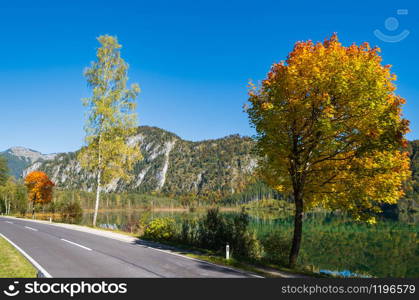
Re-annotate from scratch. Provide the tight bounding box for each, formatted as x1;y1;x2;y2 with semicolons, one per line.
139;237;329;278
0;237;37;278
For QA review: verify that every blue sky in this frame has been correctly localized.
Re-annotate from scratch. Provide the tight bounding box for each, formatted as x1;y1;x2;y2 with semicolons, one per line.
0;0;417;154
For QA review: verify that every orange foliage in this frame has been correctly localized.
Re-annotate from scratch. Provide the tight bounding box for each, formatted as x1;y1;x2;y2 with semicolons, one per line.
24;171;55;205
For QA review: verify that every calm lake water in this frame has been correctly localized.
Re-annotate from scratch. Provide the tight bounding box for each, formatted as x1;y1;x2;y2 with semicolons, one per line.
78;209;418;278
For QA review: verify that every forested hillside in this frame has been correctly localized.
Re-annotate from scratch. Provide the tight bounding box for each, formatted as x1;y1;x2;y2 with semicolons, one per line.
23;126;256;201
2;126;417;208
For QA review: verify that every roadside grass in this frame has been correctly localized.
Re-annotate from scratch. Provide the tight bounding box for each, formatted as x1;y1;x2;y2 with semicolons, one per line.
0;237;37;278
138;237;331;278
186;254;332;278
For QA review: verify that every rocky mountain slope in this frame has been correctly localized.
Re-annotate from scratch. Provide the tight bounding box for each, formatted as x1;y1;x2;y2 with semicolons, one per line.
22;126;257;197
5;127;418;205
0;147;57;178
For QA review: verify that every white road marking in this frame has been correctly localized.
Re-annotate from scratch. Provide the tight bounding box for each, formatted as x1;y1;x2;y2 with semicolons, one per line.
5;221;13;224
25;226;38;231
0;233;52;278
61;238;92;251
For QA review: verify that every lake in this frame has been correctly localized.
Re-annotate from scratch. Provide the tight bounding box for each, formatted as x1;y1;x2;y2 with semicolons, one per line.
77;208;418;278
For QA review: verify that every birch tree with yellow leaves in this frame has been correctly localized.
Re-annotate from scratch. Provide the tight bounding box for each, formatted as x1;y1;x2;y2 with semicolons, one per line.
247;34;411;268
78;35;142;226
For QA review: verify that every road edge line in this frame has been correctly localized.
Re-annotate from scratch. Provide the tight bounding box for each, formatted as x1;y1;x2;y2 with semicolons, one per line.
0;232;53;278
139;242;264;278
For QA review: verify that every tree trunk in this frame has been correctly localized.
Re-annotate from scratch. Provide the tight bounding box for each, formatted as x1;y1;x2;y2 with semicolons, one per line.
6;196;9;215
289;194;303;268
93;169;102;227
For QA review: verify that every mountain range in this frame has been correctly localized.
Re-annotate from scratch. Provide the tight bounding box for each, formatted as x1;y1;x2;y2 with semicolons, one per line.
0;147;58;178
1;126;256;198
1;126;418;203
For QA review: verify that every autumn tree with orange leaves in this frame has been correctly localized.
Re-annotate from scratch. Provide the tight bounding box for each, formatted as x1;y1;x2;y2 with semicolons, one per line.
24;171;54;217
247;34;411;268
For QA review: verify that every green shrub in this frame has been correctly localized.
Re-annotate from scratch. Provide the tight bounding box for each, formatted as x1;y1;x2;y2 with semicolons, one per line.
60;202;83;223
260;230;291;265
197;208;263;260
141;209;263;261
198;208;231;251
143;217;177;241
229;210;263;260
242;231;263;260
180;218;199;244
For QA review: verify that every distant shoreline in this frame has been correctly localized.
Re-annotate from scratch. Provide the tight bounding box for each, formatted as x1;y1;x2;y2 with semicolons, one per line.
82;206;241;213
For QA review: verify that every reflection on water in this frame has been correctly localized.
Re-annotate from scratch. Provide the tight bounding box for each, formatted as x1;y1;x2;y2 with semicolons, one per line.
79;209;418;278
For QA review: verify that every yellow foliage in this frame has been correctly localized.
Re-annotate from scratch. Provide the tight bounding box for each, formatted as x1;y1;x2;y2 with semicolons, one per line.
247;34;411;222
78;35;143;185
261;102;274;110
24;171;54;205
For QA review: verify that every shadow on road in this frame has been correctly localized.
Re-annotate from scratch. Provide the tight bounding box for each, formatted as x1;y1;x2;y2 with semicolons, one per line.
131;239;253;277
132;239;201;256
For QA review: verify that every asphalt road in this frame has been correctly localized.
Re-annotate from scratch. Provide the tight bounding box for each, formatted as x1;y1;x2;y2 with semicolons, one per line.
0;217;254;278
